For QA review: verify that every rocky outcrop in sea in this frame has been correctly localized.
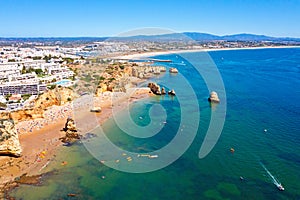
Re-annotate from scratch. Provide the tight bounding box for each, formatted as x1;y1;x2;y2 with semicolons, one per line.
0;119;22;157
168;89;176;96
148;82;161;95
208;91;220;103
169;67;178;73
161;87;166;95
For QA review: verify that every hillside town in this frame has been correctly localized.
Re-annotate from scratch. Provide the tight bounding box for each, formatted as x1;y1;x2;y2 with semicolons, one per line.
0;37;299;112
0;46;84;111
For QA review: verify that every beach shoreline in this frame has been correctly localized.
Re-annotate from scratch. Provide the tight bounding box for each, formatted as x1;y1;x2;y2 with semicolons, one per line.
1;45;299;198
0;87;152;197
113;45;300;60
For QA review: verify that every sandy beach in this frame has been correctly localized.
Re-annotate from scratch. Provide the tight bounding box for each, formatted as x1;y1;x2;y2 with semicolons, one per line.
113;45;300;60
0;87;152;196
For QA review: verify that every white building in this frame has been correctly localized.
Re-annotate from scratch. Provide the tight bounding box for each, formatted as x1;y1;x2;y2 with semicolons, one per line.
0;95;6;103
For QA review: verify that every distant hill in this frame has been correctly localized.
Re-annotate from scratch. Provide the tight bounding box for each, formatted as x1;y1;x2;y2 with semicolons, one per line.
131;32;300;42
107;32;300;42
0;33;299;43
220;33;275;41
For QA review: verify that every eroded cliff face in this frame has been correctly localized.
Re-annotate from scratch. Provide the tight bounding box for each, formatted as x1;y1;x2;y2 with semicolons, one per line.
34;87;76;109
0;87;76;123
95;63;166;96
0;119;22;157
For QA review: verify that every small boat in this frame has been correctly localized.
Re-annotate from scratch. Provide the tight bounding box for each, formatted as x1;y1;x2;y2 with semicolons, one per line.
149;155;158;158
277;184;284;191
240;176;244;181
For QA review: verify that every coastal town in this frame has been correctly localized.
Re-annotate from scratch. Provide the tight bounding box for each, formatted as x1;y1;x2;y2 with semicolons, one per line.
2;0;300;198
0;38;180;197
2;35;300;111
0;46;83;111
0;36;299;198
0;38;290;111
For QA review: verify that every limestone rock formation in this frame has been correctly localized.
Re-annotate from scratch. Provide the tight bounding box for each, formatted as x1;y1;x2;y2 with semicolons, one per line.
94;63;166;94
0;87;77;123
0;119;22;157
90;107;101;113
9;108;44;123
60;117;81;145
169;67;178;73
95;83;108;96
161;87;166;95
208;91;220;103
168;89;176;96
160;67;167;72
148;82;161;95
35;87;76;108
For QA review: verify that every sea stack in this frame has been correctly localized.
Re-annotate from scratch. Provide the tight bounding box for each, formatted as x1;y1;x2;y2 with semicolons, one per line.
168;89;176;96
208;91;220;103
161;87;166;95
169;67;178;73
60;117;81;144
148;82;161;95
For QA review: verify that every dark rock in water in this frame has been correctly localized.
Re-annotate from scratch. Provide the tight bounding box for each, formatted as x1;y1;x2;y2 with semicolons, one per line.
16;173;42;185
148;82;161;95
62;142;72;146
0;119;22;157
208;91;220;103
81;132;97;140
161;87;166;95
168;89;176;96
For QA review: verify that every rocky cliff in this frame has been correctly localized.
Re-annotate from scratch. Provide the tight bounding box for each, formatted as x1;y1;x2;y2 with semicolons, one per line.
0;87;76;123
0;119;22;157
34;87;76;109
95;63;166;96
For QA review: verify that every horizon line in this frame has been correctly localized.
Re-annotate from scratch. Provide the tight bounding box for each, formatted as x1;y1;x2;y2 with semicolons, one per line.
0;32;300;39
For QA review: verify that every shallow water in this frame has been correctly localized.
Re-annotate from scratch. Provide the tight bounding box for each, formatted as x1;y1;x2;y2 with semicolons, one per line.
11;48;300;199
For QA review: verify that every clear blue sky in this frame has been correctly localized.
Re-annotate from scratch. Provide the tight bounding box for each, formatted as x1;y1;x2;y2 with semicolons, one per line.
1;0;299;37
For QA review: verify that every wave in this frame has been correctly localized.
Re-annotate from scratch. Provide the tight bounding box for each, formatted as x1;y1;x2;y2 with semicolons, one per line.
260;162;283;188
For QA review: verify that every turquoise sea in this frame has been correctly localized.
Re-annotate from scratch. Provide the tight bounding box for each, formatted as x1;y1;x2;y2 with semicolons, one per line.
11;48;300;199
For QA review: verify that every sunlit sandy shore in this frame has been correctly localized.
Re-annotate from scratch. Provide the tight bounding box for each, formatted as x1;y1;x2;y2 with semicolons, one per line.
113;46;300;60
1;45;300;196
0;87;152;195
